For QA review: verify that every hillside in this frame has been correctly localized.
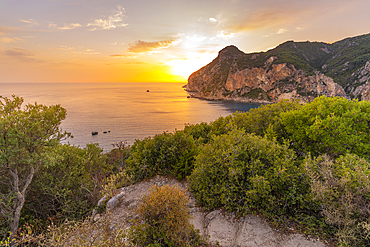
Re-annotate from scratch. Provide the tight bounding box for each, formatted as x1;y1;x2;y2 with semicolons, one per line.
186;33;370;102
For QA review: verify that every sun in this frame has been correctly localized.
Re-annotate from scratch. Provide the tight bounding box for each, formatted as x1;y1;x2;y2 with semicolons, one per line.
166;54;215;80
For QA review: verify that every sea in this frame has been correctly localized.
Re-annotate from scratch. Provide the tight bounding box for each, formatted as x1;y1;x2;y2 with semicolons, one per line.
1;83;260;151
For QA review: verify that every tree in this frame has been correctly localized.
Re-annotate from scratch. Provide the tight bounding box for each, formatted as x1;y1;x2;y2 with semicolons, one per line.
0;95;70;241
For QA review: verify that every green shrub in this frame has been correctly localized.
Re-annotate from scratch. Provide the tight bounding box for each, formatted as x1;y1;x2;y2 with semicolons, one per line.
126;184;207;247
282;96;370;158
126;131;197;181
305;154;370;246
230;99;301;141
21;143;109;232
189;128;310;217
183;122;212;144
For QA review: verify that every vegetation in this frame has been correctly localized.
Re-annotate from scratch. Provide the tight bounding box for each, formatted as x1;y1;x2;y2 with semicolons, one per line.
198;33;370;97
2;95;370;246
126;184;208;247
0;95;70;241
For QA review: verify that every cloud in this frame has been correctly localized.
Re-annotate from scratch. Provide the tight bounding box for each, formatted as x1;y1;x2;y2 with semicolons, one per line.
58;23;82;30
88;5;128;31
0;26;21;35
3;48;34;57
0;37;23;43
20;19;38;25
209;17;218;23
186;35;207;43
127;39;180;53
48;23;57;28
277;28;288;34
58;45;100;55
227;8;303;33
216;30;235;39
58;45;76;52
1;48;42;62
264;28;289;37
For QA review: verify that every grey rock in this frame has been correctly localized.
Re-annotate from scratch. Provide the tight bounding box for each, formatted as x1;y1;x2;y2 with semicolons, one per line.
106;192;125;211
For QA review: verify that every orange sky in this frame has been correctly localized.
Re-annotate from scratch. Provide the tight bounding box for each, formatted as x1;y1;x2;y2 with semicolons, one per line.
1;0;370;83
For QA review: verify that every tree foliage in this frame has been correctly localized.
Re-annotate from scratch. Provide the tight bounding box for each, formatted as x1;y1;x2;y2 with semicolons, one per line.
0;95;70;240
22;143;109;230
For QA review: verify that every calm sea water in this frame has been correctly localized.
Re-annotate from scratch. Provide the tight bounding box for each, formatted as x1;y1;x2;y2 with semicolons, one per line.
1;83;260;151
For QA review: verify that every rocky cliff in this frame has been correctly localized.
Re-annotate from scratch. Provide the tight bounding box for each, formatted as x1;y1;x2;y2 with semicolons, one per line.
186;33;370;103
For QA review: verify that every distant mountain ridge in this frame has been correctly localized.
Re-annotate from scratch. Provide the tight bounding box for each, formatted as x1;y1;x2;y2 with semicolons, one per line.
186;33;370;103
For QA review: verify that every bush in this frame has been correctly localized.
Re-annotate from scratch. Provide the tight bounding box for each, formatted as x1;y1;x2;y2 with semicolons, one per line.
305;154;370;246
183;122;212;144
230;99;301;141
282;96;370;158
189;128;310;217
126;184;207;247
126;131;197;181
21;143;109;232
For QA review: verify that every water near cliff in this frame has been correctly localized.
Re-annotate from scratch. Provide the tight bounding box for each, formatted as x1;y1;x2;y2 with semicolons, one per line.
1;83;260;151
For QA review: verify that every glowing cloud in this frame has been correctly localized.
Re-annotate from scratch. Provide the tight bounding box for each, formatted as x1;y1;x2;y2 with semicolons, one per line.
88;5;128;31
128;39;180;53
277;28;288;34
186;35;207;43
20;19;38;25
0;37;23;43
216;30;235;39
59;23;82;30
209;17;218;23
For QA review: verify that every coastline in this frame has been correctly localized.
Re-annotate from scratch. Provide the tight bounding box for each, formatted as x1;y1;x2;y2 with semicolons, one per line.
187;92;272;104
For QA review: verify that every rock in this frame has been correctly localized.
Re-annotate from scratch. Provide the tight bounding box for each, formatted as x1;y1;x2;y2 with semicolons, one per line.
92;131;98;135
93;176;328;247
106;192;125;211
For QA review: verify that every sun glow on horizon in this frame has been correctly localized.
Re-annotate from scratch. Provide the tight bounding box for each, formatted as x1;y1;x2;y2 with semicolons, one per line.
165;53;216;80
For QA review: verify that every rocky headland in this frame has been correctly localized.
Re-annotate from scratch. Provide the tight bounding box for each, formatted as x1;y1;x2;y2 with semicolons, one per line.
185;33;370;103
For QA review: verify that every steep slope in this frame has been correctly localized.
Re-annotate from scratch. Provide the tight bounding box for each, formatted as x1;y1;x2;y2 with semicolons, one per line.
186;33;370;102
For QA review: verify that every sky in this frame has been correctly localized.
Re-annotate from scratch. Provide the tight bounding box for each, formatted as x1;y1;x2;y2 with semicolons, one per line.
1;0;370;83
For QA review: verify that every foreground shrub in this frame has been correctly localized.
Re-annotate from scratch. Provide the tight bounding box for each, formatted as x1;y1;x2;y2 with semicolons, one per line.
7;213;126;247
126;131;197;181
21;143;109;234
189;129;310;217
305;154;370;246
127;184;207;247
282;96;370;158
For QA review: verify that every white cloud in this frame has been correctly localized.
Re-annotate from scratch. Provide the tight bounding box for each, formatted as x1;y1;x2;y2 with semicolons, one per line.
216;30;235;39
264;28;289;37
48;23;57;28
88;5;128;31
48;22;81;30
209;17;218;23
20;19;38;25
186;35;207;43
277;28;288;34
59;23;82;30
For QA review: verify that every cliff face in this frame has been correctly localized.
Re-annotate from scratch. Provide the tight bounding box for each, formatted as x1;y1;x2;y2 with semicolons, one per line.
186;33;370;103
187;46;347;103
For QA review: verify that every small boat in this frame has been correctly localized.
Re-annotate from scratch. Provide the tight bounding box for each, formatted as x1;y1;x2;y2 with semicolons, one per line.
146;90;150;92
92;132;98;135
